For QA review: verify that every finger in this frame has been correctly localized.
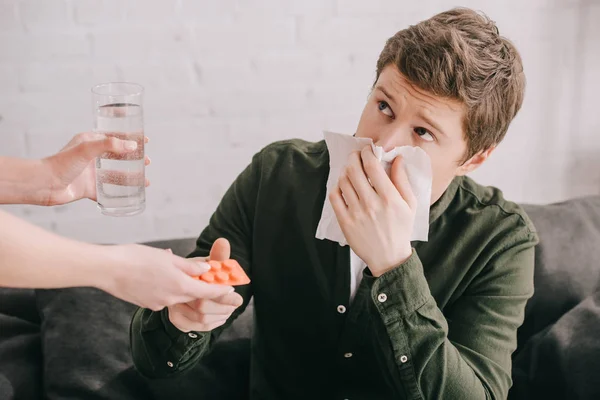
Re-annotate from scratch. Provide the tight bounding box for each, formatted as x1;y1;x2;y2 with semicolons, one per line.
170;302;200;322
195;313;231;325
171;303;230;324
183;279;234;300
145;155;151;166
329;183;349;219
173;257;211;277
390;155;417;209
360;146;395;198
211;291;244;307
58;135;141;171
145;136;149;144
209;238;231;261
94;134;144;160
338;174;359;209
193;298;239;315
91;136;138;156
145;178;150;187
345;151;376;204
188;256;209;263
202;318;229;331
53;135;117;173
60;132;102;151
168;305;205;332
185;292;242;312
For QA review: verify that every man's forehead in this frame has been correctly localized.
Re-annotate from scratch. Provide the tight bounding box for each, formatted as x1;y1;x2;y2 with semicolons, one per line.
377;65;463;114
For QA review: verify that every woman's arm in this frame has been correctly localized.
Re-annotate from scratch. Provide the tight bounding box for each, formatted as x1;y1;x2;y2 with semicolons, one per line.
0;210;232;310
0;157;50;205
0;132;147;206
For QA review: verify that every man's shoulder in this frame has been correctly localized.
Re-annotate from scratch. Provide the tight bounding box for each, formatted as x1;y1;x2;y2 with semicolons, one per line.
254;138;328;171
245;138;330;211
258;138;327;158
454;176;538;242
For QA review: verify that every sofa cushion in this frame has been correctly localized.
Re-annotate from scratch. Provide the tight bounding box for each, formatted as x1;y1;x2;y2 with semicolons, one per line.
31;237;195;400
143;237;197;258
0;288;40;325
0;311;42;400
510;289;600;400
36;287;155;400
0;288;42;399
518;195;600;347
508;195;600;399
33;237;253;399
35;284;253;399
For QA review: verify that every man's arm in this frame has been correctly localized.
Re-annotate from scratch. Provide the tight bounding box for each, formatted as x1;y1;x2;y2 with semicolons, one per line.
130;150;261;378
364;231;536;399
329;145;536;398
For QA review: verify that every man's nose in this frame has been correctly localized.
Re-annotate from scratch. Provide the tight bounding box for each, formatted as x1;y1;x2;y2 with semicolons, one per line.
374;125;412;151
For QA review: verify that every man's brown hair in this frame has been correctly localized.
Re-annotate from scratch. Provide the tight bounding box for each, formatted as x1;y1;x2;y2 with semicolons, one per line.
375;7;525;162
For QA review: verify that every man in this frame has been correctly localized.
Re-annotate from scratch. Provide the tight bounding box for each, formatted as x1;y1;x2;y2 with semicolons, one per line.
0;132;233;310
131;7;537;399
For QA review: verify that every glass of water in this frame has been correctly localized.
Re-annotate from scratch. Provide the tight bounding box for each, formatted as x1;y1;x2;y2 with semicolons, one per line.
92;82;145;217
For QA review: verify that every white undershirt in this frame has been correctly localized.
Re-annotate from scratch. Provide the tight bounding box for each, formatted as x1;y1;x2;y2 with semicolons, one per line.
349;248;367;302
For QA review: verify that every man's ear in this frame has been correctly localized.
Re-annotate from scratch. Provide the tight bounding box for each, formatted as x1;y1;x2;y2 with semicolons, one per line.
456;146;495;176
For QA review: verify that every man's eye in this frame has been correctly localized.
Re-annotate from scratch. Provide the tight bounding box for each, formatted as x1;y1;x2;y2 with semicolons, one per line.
378;101;393;118
414;127;434;142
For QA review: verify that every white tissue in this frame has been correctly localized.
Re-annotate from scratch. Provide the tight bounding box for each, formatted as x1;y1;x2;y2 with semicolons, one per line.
315;131;433;245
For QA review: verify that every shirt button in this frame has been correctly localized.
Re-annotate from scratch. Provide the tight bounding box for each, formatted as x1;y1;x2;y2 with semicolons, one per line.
337;305;346;314
167;361;174;367
344;352;353;358
377;293;387;303
400;355;408;363
188;332;198;338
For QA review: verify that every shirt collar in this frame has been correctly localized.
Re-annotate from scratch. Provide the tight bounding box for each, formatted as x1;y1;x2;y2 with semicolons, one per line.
428;176;461;226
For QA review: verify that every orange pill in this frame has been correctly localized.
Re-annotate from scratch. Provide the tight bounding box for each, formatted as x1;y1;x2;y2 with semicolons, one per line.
198;259;250;286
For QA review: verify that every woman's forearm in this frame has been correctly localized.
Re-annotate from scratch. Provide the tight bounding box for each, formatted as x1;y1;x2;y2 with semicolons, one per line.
0;157;52;206
0;209;110;289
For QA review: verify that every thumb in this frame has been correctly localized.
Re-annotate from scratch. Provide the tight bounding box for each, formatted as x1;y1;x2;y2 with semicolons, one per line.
209;238;231;261
390;155;416;208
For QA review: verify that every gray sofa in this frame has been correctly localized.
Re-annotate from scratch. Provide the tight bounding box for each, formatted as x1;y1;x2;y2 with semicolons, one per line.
1;195;600;400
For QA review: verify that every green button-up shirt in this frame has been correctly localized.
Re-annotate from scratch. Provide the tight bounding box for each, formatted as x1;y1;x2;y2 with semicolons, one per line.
130;139;538;399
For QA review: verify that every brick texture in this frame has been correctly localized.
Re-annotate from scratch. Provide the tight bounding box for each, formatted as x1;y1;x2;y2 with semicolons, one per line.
0;0;597;244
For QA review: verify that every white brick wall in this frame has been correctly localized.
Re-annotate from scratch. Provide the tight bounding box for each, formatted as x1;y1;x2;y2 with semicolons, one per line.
0;0;598;244
0;1;20;32
19;0;70;32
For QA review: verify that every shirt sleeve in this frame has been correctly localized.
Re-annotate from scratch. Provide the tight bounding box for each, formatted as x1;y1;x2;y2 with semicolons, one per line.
130;149;262;379
363;231;537;399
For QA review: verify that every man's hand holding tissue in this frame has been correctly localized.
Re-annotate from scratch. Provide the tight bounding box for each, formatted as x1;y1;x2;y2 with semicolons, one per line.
329;146;415;277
